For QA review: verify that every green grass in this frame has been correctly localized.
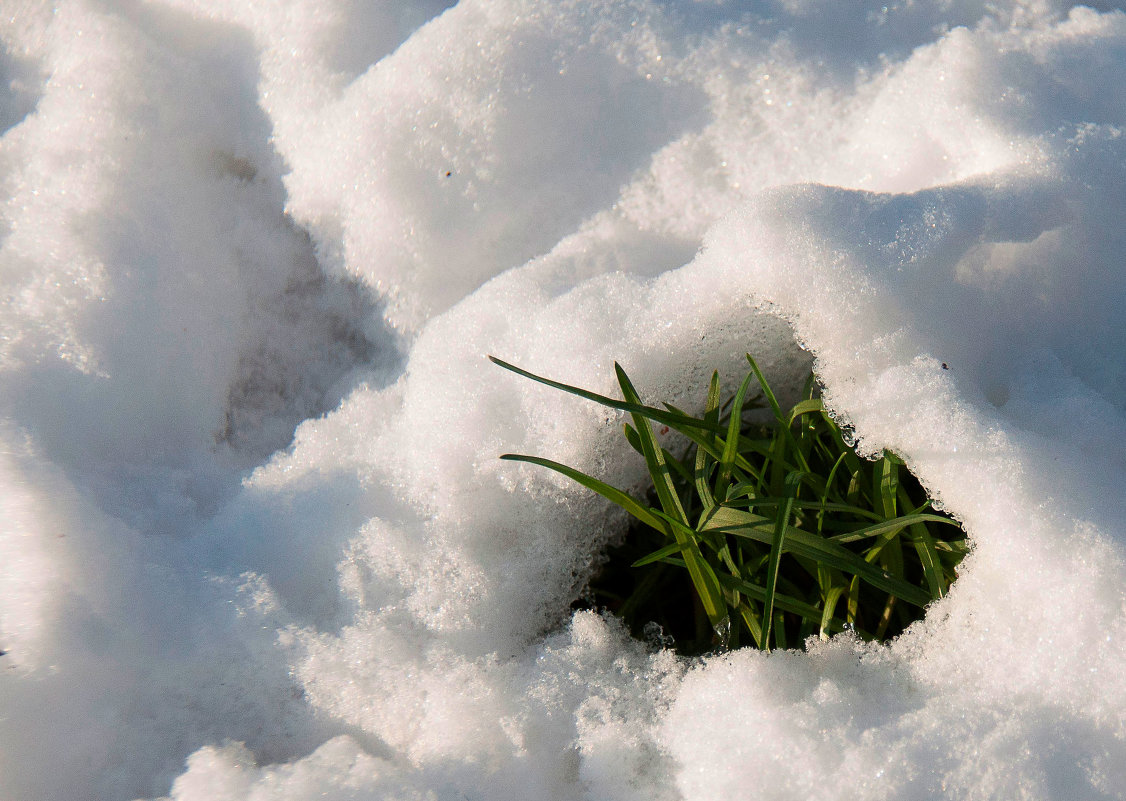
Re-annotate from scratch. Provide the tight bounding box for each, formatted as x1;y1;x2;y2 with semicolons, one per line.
492;354;968;654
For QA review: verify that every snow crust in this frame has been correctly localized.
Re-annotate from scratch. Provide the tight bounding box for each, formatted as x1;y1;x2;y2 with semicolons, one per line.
3;1;1126;798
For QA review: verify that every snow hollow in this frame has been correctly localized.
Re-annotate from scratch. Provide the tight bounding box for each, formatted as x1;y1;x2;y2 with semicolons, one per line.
4;1;1126;799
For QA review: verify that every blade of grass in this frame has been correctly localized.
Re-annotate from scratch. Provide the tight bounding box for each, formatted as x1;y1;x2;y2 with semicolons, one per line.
615;363;728;630
663;401;764;479
847;574;861;630
667;565;835;624
699;506;933;607
877;455;898;518
694;373;722;511
622;423;643;456
715;371;756;503
788;398;825;424
738;602;764;649
820;585;846;640
829;513;961;544
773;611;788;650
664;448;695;488
500;454;666;530
495;356;966;652
818;451;851;534
615;364;686;524
490;356;727;437
747;353;812;478
631;541;688;567
746;353;783;421
899;486;946;598
874;594;898;640
761;471;803;649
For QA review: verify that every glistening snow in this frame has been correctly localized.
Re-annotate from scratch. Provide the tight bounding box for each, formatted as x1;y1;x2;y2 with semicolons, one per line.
2;1;1125;799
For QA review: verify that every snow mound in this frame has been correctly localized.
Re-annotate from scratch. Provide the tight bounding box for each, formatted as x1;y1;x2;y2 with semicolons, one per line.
3;1;1126;799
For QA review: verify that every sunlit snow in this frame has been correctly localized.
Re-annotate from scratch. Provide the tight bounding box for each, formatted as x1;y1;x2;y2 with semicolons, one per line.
3;1;1126;799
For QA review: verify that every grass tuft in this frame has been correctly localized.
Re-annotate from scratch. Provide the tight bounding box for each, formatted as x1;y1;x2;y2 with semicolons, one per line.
493;355;968;654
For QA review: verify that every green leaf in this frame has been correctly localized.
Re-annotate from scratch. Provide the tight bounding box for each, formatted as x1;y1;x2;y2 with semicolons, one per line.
631;541;688;567
500;454;666;530
716;371;756;503
622;423;643;455
818;452;851;533
695;373;722;510
761;471;804;649
828;514;961;544
695;445;716;514
746;353;784;422
747;353;813;483
738;602;764;649
494;355;966;652
788;398;824;423
615;364;687;525
663;401;764;480
899;485;946;598
772;610;788;650
490;356;726;436
664;448;695;488
699;506;933;608
820;585;846;640
877;455;898;518
847;574;861;629
615;364;728;629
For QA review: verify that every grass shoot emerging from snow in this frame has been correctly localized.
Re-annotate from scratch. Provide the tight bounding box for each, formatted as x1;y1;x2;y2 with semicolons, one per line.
492;355;968;654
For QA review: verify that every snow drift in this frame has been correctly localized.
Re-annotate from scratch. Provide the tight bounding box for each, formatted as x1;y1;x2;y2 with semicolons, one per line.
3;1;1126;799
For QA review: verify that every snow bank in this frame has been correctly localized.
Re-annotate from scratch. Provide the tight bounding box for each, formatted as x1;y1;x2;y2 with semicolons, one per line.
3;1;1126;799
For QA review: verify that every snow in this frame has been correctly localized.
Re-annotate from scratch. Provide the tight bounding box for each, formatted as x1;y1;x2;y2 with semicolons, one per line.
3;1;1126;798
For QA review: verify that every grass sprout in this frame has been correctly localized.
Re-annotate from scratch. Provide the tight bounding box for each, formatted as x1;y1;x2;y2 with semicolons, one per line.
492;354;968;653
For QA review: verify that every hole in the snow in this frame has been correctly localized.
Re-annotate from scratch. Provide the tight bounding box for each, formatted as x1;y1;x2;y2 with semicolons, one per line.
0;46;43;137
494;355;968;656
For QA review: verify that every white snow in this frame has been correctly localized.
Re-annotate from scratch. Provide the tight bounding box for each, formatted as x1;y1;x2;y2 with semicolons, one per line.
3;1;1126;799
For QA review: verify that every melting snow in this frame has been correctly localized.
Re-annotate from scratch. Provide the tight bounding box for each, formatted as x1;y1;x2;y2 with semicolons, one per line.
3;1;1126;799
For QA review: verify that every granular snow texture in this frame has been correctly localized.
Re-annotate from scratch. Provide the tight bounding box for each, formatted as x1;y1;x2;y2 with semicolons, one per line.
3;1;1126;799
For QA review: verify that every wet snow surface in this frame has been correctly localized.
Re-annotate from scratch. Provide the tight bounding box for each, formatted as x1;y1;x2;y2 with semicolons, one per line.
3;1;1126;798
